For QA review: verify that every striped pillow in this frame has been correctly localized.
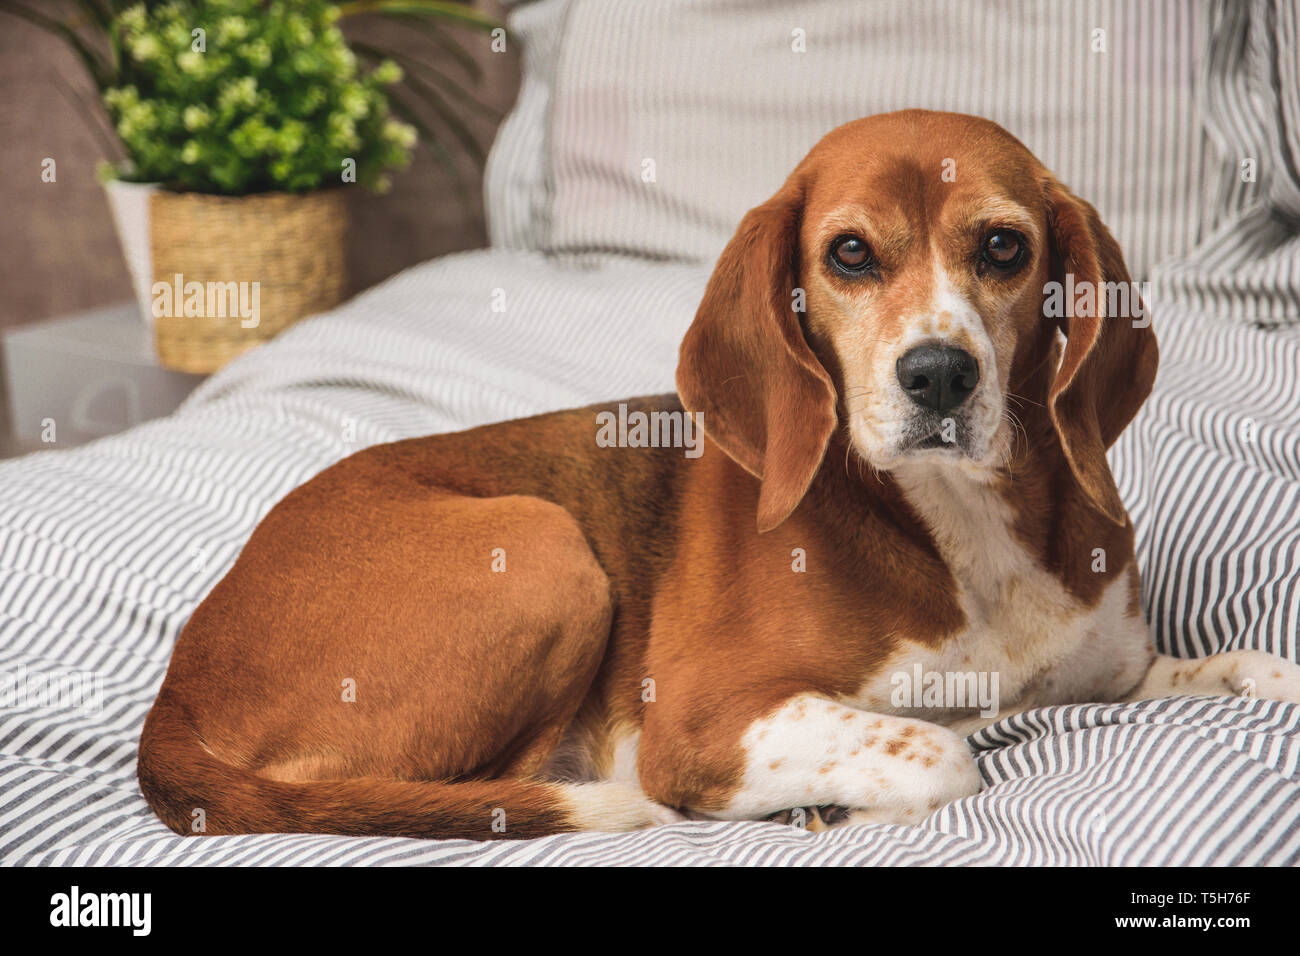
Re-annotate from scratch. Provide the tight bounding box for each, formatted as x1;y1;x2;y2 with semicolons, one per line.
535;0;1222;280
1149;0;1300;324
483;0;570;250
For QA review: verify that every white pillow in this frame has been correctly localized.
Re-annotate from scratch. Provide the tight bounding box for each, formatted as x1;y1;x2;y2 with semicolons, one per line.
532;0;1223;280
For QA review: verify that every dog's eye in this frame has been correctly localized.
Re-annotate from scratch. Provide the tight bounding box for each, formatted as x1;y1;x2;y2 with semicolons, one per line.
981;230;1025;270
829;235;874;273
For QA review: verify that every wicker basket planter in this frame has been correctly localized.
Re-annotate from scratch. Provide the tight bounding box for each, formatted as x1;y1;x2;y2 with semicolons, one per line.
148;189;347;374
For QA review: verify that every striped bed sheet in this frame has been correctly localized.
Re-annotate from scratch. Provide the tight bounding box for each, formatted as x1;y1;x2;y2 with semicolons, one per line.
2;250;1298;866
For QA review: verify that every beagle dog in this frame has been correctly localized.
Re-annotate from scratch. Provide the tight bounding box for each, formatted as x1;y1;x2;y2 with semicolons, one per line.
139;110;1300;839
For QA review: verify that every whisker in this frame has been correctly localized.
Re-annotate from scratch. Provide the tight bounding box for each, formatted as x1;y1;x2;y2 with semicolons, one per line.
1004;389;1044;412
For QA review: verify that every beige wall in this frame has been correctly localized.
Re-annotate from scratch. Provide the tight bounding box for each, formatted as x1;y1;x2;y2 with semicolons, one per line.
0;3;521;332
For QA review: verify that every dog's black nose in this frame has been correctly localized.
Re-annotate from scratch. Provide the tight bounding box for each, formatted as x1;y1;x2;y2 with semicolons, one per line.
896;346;980;412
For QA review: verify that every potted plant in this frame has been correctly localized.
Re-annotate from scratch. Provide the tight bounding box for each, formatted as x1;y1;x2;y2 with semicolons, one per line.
2;0;499;373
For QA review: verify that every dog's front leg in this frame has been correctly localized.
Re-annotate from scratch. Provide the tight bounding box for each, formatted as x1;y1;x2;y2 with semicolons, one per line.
1125;651;1300;704
643;693;983;827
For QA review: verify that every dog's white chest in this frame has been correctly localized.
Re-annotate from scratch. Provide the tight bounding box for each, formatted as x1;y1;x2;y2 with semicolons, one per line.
846;465;1150;721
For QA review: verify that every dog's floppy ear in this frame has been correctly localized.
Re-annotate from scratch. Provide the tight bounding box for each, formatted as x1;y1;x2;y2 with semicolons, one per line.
1044;179;1159;526
676;175;837;533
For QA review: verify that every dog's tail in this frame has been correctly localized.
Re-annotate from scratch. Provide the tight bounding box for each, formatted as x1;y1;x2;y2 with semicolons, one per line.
138;693;665;840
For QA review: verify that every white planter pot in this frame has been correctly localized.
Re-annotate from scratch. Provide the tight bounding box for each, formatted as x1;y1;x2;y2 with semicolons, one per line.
103;179;159;324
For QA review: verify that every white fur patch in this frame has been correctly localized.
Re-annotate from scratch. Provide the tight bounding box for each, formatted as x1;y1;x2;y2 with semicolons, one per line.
852;461;1152;733
1129;651;1300;704
562;781;683;831
718;694;982;822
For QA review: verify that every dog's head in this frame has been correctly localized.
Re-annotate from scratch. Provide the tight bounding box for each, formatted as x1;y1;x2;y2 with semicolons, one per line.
677;110;1158;532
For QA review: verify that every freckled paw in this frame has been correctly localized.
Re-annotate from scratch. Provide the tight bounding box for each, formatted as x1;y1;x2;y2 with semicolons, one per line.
853;750;982;827
942;748;986;802
1221;651;1300;705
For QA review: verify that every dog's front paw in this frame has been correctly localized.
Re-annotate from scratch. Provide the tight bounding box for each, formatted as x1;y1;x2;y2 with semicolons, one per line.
1219;650;1300;704
777;740;982;832
1132;651;1300;706
839;725;983;827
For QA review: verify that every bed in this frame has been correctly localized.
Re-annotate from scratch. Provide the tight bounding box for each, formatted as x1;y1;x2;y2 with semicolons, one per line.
3;0;1299;866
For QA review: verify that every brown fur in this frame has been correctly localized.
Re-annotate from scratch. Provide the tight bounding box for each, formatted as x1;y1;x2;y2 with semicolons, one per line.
139;110;1159;837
